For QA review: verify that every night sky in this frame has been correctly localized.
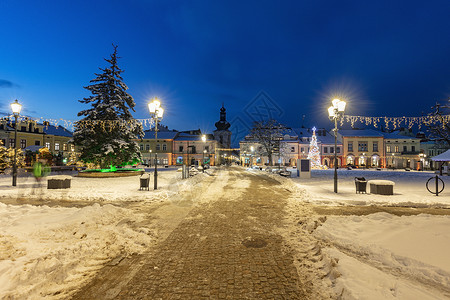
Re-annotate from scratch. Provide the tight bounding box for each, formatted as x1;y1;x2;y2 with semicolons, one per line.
1;0;449;145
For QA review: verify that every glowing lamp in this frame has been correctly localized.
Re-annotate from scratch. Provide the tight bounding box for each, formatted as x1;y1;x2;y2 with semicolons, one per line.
11;99;22;115
157;107;164;118
337;100;346;112
202;135;206;142
251;146;254;152
328;106;335;118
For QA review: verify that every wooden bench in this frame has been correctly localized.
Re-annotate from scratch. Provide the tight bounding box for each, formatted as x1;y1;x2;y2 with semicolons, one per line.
368;180;395;195
47;175;72;189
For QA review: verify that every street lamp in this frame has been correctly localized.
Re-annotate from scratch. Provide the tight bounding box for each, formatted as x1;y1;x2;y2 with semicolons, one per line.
201;135;206;171
10;99;22;187
328;98;346;193
148;97;164;190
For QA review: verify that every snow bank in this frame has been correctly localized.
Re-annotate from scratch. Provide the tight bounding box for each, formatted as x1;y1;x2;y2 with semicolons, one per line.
0;203;154;299
315;213;450;299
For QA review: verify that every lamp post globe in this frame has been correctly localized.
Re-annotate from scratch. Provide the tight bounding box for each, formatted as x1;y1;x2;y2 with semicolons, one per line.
328;99;346;193
10;100;22;187
148;97;163;190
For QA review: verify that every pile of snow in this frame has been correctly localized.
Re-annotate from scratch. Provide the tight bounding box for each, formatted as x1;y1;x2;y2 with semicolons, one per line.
0;202;153;299
315;213;450;299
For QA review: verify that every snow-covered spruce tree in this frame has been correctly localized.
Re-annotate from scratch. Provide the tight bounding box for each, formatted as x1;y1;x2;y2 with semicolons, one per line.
307;127;322;168
73;45;144;169
0;140;8;173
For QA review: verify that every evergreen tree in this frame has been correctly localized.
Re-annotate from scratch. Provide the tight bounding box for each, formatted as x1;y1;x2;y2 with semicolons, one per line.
307;127;322;168
7;147;26;168
0;140;7;173
73;45;144;168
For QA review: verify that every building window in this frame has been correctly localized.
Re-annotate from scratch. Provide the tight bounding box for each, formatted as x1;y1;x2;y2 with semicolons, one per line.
358;142;368;152
324;147;328;154
191;146;196;154
394;145;399;152
387;145;391;153
403;146;407;152
412;146;415;152
163;159;168;165
10;139;15;148
146;144;150;151
348;142;353;152
34;128;39;133
156;144;160;151
21;126;26;131
55;143;60;151
330;147;334;153
63;144;68;151
291;146;295;152
140;144;144;151
162;144;167;151
179;146;184;152
300;147;304;153
20;139;26;149
336;147;340;154
45;142;51;149
373;142;378;152
71;145;75;152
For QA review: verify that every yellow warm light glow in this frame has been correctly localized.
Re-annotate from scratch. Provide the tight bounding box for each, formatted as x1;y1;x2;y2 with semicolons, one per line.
10;99;22;115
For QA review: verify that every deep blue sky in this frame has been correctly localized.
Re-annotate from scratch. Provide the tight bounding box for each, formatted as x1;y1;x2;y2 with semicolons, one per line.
1;0;449;144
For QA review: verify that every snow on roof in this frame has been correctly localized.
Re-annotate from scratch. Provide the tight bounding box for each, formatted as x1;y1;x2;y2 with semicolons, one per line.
339;129;384;137
24;145;44;152
383;132;419;139
43;125;73;137
431;149;450;161
142;131;178;140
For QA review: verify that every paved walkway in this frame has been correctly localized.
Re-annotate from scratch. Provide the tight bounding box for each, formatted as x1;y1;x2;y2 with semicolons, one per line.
73;168;307;299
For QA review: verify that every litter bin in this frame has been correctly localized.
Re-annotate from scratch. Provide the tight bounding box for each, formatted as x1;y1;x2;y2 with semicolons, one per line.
355;177;367;194
140;173;150;191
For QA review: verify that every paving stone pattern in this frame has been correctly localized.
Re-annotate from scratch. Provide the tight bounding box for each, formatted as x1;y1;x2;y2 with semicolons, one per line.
78;169;308;299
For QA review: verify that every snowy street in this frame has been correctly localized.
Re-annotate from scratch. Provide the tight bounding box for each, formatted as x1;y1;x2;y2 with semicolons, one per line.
1;167;450;299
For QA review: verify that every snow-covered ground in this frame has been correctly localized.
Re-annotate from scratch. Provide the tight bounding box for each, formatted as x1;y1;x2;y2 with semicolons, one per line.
273;168;450;299
293;168;450;207
0;167;211;299
0;168;205;203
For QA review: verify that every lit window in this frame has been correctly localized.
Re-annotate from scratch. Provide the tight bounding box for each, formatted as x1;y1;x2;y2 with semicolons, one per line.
55;143;60;151
63;144;68;151
20;139;26;149
45;142;51;149
162;144;167;151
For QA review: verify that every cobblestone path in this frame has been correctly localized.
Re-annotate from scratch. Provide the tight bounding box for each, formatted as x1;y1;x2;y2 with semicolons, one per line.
73;168;307;299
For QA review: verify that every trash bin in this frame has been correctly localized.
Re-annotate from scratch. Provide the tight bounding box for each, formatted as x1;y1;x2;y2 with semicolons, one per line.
140;173;150;191
355;177;367;194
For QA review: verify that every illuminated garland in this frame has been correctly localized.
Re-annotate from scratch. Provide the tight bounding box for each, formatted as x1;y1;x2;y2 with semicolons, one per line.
341;115;450;130
0;116;156;132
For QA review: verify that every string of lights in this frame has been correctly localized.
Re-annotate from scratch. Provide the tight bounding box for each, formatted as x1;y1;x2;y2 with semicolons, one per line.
341;114;450;130
0;116;156;132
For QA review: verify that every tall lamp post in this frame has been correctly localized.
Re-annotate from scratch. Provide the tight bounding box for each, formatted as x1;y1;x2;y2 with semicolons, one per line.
148;98;164;190
328;99;346;193
201;135;206;171
10;100;22;187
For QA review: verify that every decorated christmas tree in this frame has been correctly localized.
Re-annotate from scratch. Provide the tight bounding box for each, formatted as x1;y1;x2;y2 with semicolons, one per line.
7;147;26;168
307;127;322;168
0;140;8;173
73;45;144;168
